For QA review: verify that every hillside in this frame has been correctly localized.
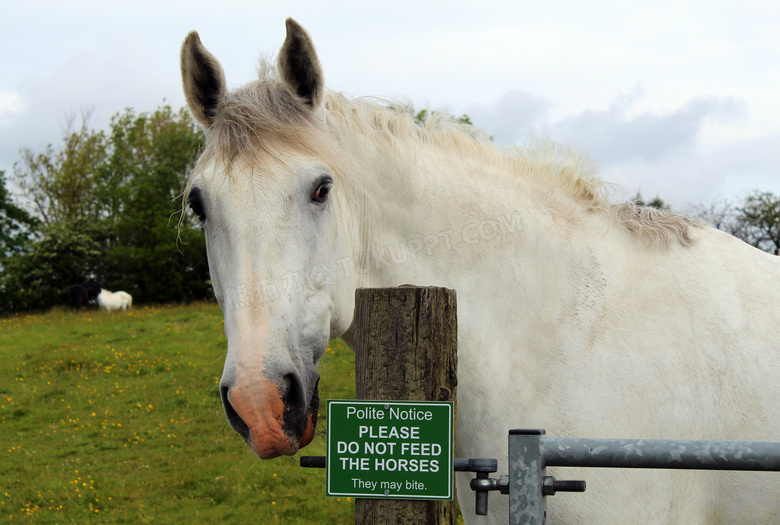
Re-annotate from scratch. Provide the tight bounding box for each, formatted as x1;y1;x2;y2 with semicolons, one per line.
0;302;356;523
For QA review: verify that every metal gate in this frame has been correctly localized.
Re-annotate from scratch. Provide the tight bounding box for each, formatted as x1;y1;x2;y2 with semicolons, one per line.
463;429;780;524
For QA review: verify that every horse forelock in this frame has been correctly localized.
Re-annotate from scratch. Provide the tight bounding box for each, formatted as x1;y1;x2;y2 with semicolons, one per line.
187;62;338;186
186;59;695;248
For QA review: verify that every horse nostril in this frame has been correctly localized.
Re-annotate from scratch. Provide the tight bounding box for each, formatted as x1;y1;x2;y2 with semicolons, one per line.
281;373;309;441
220;384;250;443
282;373;304;407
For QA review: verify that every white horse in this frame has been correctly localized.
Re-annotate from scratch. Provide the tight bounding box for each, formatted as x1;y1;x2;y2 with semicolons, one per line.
180;19;779;524
97;289;132;311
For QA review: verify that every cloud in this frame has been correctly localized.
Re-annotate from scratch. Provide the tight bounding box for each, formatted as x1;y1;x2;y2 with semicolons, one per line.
700;133;780;200
462;87;768;206
466;90;552;145
566;121;780;207
0;92;26;122
549;92;747;165
0;44;181;174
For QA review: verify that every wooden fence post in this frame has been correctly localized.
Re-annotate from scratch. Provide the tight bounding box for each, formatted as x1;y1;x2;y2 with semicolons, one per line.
353;286;458;525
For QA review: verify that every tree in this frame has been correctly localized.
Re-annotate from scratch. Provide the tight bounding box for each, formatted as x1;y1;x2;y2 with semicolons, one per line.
0;220;106;312
731;190;780;255
414;109;474;126
0;169;37;261
690;200;736;233
14;112;108;225
632;192;669;210
100;106;208;303
3;104;209;313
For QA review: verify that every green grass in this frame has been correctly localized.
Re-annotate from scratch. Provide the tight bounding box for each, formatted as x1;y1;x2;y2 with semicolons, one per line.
0;302;357;523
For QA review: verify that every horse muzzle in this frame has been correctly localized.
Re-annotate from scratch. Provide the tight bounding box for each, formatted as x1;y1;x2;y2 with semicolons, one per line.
220;371;320;459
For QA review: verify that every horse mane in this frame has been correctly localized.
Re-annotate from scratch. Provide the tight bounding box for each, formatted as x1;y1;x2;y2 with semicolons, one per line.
190;60;696;248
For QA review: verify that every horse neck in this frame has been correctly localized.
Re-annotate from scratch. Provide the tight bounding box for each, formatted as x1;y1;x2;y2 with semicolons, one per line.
338;134;539;291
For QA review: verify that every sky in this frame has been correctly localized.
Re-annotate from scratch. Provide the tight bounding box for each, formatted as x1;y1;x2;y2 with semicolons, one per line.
1;0;779;209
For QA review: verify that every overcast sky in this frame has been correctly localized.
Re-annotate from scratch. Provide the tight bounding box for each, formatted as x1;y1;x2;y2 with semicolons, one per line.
2;1;778;208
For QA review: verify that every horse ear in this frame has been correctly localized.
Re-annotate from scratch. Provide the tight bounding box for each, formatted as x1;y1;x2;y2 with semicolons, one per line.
181;31;227;126
278;18;324;109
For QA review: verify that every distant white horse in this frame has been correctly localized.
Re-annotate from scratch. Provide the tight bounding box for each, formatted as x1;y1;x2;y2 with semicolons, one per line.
97;289;132;311
180;19;780;524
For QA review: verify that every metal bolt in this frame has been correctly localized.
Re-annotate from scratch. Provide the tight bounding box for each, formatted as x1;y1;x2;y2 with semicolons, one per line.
498;475;510;495
542;476;586;496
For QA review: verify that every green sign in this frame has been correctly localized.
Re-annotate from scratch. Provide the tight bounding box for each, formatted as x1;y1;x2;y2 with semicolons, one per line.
326;400;454;500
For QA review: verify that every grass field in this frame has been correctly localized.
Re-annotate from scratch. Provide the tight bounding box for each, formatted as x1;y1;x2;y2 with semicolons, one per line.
0;302;357;523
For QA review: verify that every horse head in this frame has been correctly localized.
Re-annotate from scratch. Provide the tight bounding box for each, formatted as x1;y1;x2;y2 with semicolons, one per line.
181;19;356;458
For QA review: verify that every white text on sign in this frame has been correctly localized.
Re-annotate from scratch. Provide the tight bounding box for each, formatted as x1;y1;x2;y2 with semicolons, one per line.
346;406;434;421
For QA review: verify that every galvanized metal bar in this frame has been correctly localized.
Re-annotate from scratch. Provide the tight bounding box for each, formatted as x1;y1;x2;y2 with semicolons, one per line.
506;430;780;524
304;431;780;523
542;437;780;471
508;429;547;525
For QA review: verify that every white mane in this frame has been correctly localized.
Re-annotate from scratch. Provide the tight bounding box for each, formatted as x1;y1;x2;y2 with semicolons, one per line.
187;62;696;248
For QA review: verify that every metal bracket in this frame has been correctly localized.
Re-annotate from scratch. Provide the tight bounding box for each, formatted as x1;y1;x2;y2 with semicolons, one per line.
455;458;507;516
453;457;584;517
508;429;587;524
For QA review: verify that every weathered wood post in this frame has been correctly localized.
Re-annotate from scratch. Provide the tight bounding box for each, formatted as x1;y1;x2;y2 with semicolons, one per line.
353;286;458;525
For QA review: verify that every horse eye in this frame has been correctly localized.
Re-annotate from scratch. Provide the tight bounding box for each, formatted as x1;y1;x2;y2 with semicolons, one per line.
188;190;207;222
312;181;332;203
